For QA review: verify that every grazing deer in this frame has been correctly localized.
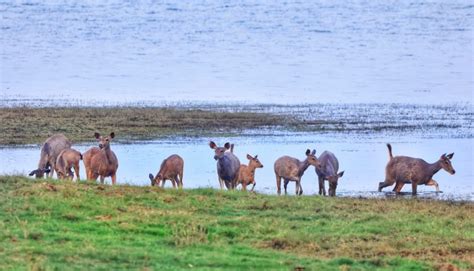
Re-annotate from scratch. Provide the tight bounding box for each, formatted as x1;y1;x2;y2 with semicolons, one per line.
29;134;71;178
274;149;320;195
148;154;184;188
83;132;119;184
315;151;344;197
378;144;455;195
55;148;82;180
209;141;240;190
237;154;263;191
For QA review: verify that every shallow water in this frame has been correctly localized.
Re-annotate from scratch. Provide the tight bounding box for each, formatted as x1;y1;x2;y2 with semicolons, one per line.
1;1;472;105
1;133;472;201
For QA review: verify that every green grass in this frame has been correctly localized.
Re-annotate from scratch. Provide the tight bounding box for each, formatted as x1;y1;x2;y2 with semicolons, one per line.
0;107;295;145
0;176;472;270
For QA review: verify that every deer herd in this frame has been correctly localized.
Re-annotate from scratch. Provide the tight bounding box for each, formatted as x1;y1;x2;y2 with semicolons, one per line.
29;133;456;197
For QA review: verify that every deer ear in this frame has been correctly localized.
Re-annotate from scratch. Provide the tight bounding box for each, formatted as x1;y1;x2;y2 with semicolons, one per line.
254;155;258;159
148;173;154;181
209;141;217;149
246;154;252;160
440;153;447;160
224;142;231;150
29;170;37;176
94;132;100;139
311;149;316;155
446;153;454;160
337;171;344;178
306;149;311;155
110;132;115;139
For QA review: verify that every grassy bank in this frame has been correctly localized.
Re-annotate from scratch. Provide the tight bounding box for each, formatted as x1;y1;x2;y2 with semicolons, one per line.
0;107;296;145
0;176;472;270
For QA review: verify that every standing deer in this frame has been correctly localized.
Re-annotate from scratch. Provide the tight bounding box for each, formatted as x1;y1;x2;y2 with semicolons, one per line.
315;151;344;197
83;132;119;185
55;148;82;180
209;141;240;190
148;154;184;188
378;144;455;195
29;134;71;178
237;154;264;191
274;149;320;195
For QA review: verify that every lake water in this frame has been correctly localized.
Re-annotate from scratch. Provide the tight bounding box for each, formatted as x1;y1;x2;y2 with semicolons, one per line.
1;0;473;105
1;133;472;201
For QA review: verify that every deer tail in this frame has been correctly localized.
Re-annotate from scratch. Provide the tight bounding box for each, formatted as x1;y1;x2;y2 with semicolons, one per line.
386;143;393;160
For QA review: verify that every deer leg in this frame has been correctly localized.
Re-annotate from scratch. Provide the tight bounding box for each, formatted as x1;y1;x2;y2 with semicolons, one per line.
378;178;395;192
178;172;183;188
73;163;80;181
297;180;303;196
411;181;418;196
276;175;282;195
175;176;182;189
111;174;117;185
426;179;440;192
319;177;326;196
160;179;166;188
171;178;177;188
241;180;247;191
100;176;105;184
393;182;404;194
284;179;289;195
218;177;225;190
172;177;178;189
250;182;256;192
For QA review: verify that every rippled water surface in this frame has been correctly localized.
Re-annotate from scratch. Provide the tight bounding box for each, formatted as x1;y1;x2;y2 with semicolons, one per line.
1;1;472;104
1;133;472;201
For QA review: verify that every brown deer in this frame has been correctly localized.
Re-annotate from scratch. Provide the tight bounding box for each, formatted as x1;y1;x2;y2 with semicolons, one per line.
148;154;184;188
274;149;321;195
209;141;240;190
237;154;263;191
315;151;344;197
55;148;82;180
378;144;455;195
29;134;71;178
83;132;119;184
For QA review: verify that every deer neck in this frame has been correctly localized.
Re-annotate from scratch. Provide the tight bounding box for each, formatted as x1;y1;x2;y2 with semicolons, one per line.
298;159;310;176
102;146;113;163
428;161;442;177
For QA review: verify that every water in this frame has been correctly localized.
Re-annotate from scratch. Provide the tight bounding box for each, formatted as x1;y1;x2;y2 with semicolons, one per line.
1;1;473;105
1;133;472;201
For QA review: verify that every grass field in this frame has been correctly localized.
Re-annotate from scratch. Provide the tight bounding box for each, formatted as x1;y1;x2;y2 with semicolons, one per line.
0;176;472;270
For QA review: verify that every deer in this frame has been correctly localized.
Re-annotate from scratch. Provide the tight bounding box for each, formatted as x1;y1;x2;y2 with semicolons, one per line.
209;141;240;190
55;148;82;181
378;143;455;195
29;134;72;178
237;154;263;191
148;154;184;188
315;151;344;197
274;149;321;195
83;132;119;185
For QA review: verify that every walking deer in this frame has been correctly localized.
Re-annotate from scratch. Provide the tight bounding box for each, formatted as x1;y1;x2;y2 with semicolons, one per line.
274;149;320;195
315;151;344;197
209;141;240;190
237;154;263;191
29;134;71;178
148;154;184;188
83;132;119;184
378;144;455;195
55;148;82;180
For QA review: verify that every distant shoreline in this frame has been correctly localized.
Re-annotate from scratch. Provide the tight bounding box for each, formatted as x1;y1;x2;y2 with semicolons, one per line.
0;103;472;145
